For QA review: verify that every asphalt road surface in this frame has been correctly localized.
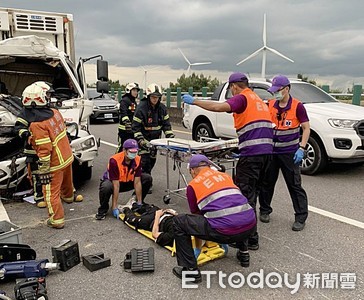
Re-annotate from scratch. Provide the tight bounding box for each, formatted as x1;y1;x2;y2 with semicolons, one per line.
1;120;363;299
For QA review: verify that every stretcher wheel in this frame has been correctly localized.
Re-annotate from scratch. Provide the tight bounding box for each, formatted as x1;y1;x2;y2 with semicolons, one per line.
163;195;171;204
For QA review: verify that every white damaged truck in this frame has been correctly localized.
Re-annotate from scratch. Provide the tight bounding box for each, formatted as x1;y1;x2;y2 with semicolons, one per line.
0;7;109;194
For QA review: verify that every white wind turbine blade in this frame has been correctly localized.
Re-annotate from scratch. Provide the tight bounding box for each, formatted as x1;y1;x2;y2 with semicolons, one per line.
266;47;294;62
178;48;191;65
263;13;267;46
236;47;264;65
191;62;212;66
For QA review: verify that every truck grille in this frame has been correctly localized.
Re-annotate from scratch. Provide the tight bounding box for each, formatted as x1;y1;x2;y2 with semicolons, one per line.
355;120;364;137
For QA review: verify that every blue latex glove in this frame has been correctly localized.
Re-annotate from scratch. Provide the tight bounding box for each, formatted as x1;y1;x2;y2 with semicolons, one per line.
293;148;305;164
182;94;195;105
220;244;229;256
193;248;201;259
112;208;120;219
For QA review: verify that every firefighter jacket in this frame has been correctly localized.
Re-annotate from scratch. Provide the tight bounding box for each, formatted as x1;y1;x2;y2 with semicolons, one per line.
15;107;54;162
105;152;141;182
29;108;73;173
118;94;137;131
232;88;273;156
188;167;256;234
268;97;301;154
132;97;174;152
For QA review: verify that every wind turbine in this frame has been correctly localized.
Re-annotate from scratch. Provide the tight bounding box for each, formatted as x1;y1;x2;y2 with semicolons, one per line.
178;48;211;75
236;13;294;78
139;65;160;91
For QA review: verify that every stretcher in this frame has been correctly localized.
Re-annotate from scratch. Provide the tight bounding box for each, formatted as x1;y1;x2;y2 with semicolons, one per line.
119;212;226;266
150;138;239;204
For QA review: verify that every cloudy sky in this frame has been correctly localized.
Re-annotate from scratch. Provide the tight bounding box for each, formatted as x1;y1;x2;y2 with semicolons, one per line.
1;0;364;90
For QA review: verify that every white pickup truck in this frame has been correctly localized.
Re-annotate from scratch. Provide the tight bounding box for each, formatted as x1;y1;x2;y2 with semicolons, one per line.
182;79;364;175
0;7;109;192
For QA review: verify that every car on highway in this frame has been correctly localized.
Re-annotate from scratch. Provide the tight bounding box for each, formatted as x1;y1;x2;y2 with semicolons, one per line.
88;89;119;123
182;79;364;175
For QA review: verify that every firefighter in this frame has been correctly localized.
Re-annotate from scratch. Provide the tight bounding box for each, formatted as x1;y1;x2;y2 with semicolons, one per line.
132;83;175;192
116;82;140;153
22;81;76;229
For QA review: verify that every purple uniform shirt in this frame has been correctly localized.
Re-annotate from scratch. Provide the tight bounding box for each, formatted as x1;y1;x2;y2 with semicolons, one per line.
226;94;247;114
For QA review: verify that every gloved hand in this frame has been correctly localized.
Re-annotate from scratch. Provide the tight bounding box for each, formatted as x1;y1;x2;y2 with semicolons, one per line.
165;133;175;138
220;244;229;256
39;173;52;185
139;139;151;150
193;248;201;260
112;208;120;219
293;148;305;164
124;122;132;132
182;94;195;105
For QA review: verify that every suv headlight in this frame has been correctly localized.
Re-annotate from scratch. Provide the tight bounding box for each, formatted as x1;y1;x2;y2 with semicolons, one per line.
78;137;96;151
93;105;100;110
328;119;359;129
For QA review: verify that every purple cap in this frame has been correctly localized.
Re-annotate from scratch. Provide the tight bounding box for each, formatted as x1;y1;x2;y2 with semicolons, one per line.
228;72;248;83
268;75;290;93
189;154;211;168
123;139;139;152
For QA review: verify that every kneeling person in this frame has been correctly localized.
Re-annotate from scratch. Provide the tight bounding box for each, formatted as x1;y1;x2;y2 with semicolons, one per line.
172;155;257;283
95;139;152;220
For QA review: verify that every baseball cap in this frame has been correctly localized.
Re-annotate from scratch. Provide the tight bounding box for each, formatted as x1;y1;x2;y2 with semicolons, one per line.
228;72;249;83
123;139;139;152
268;75;290;93
189;154;211;168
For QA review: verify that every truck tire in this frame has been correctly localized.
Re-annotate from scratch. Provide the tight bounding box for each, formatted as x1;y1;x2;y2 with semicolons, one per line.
301;136;327;175
193;122;216;142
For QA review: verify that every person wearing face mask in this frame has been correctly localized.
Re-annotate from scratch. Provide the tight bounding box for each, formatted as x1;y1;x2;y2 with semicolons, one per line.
181;73;273;251
116;82;140;153
95;139;153;220
259;75;310;231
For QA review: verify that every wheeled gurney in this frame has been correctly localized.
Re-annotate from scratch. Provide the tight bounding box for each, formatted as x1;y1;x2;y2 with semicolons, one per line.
150;138;239;204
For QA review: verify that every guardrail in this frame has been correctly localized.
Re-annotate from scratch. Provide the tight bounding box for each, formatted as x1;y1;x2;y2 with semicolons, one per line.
110;84;364;108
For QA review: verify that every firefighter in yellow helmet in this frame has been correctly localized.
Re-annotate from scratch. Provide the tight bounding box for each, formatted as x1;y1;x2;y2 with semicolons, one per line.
21;81;75;229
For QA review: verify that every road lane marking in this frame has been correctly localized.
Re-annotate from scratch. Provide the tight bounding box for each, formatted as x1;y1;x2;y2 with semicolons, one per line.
174;129;191;135
100;139;364;230
308;205;364;229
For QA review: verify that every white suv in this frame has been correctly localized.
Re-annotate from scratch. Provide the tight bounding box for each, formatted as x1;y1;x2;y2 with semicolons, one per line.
182;79;364;175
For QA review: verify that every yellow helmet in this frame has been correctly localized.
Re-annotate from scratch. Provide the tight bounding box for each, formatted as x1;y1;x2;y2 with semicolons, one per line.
22;81;52;108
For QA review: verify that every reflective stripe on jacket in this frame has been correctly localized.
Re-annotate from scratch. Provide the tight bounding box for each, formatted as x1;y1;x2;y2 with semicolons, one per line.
107;152;141;182
232;88;273;156
269;98;301;154
188;167;256;234
29;109;73;172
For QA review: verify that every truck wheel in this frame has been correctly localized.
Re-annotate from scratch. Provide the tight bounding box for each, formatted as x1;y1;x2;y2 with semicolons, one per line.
301;136;327;175
193;123;216;142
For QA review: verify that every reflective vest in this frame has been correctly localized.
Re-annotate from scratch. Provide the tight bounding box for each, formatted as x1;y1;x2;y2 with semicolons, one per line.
29;109;73;172
269;98;301;154
232;88;273;156
188;167;256;234
107;152;141;182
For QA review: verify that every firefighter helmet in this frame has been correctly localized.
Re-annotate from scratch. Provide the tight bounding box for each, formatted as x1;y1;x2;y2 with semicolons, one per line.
125;82;140;93
22;81;53;108
146;83;162;97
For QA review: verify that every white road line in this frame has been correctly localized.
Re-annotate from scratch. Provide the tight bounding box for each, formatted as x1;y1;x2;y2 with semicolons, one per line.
308;205;364;229
174;129;191;135
100;140;364;230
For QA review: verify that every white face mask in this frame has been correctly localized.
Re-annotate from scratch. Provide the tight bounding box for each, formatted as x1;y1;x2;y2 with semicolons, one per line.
127;151;137;160
274;91;284;101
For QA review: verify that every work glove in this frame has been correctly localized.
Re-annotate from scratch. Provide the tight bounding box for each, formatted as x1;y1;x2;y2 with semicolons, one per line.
112;208;120;219
193;248;201;260
293;148;305;164
39;173;52;185
139;139;151;151
182;94;195;105
165;133;175;138
124;122;132;132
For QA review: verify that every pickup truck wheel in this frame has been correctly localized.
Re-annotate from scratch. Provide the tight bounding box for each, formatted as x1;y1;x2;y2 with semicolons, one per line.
193;123;216;142
301;136;327;175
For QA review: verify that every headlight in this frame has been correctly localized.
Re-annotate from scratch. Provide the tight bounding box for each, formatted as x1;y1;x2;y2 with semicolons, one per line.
328;119;359;129
80;137;96;151
93;105;99;110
